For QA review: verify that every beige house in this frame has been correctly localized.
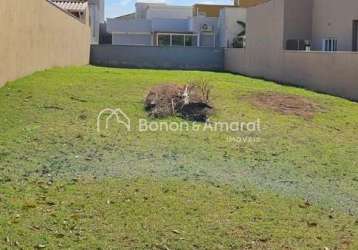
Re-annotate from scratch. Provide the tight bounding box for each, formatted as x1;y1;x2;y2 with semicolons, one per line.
282;0;358;52
238;0;358;52
225;0;358;101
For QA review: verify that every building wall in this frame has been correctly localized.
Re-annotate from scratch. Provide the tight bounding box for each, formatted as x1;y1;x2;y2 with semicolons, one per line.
0;0;90;87
218;7;247;48
281;0;358;51
193;5;234;17
146;5;192;19
91;45;224;71
239;0;269;8
284;0;313;43
88;0;105;44
112;34;152;46
135;3;192;20
97;0;105;23
225;0;358;101
107;19;152;33
243;0;285;79
311;0;358;51
152;19;190;33
200;34;215;47
190;16;218;32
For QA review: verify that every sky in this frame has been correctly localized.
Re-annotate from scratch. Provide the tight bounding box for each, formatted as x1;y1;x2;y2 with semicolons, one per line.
105;0;234;18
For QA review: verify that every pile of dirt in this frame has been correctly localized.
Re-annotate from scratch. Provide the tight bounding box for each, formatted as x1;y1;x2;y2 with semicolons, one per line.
144;83;213;122
249;92;322;119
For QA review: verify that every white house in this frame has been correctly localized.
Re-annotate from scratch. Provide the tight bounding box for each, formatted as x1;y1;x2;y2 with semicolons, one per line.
107;2;246;48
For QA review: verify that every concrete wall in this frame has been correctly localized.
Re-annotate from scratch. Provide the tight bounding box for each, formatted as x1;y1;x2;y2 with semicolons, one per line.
91;45;224;71
0;0;90;87
282;51;358;100
243;0;285;80
225;49;358;101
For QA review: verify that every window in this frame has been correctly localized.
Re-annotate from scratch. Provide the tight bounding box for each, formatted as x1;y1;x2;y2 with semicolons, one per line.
322;38;337;52
185;36;198;47
286;40;311;51
157;33;198;47
158;35;171;46
353;20;358;51
172;35;184;46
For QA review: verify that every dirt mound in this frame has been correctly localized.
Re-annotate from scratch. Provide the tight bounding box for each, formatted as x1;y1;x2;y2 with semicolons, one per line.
249;92;321;119
145;83;213;121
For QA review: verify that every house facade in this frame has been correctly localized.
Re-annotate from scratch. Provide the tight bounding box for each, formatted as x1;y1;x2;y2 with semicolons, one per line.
283;0;358;52
107;2;246;48
225;0;358;101
51;0;104;44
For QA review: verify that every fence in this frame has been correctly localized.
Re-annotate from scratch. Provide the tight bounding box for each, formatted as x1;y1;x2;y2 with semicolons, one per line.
90;45;224;71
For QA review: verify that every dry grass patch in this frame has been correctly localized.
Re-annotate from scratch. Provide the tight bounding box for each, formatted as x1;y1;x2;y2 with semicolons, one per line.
249;92;323;119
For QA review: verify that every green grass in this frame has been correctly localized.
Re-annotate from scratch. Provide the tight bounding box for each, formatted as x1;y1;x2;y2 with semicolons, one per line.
0;66;358;249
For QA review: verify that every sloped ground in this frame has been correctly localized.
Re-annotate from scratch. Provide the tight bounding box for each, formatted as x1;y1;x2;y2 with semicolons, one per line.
0;66;357;249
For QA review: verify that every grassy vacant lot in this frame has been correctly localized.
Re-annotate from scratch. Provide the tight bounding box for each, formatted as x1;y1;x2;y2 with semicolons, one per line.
0;66;358;249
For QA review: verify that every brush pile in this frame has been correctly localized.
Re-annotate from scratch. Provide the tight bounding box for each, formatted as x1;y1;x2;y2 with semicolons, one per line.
144;80;213;122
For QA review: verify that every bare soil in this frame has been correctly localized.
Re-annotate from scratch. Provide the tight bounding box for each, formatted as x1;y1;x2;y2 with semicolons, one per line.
145;84;184;118
249;92;322;119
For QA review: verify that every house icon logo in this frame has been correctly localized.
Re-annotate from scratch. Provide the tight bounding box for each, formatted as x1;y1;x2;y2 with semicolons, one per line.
97;108;131;133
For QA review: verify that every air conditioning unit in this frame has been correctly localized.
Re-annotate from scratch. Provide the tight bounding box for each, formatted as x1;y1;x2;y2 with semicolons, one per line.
201;24;213;32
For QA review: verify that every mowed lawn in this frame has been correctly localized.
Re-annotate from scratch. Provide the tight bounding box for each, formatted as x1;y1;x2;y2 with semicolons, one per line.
0;66;357;249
